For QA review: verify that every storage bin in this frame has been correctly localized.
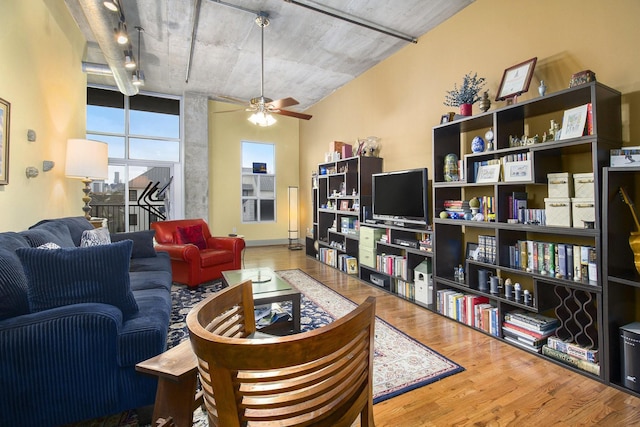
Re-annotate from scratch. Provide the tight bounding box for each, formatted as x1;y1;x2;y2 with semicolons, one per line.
572;198;596;228
359;226;384;249
573;173;595;199
544;197;572;227
359;247;377;268
548;172;572;198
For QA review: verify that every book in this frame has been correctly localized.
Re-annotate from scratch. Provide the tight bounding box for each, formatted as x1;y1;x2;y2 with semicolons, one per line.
504;335;542;353
257;303;292;328
346;257;358;275
504;311;558;333
502;321;555;341
546;336;599;363
542;345;600;376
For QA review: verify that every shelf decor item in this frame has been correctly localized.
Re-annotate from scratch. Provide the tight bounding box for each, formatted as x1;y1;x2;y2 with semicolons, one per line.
471;136;485;153
444;153;459;182
559;104;589;140
478;91;491;112
0;97;10;185
618;187;640;275
496;57;537;102
443;72;486;116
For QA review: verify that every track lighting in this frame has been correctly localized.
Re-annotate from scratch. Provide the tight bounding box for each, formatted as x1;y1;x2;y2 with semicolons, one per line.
124;49;136;69
115;21;128;45
103;0;118;12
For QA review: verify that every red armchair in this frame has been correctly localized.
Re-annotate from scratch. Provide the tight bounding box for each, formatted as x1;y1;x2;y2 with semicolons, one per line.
151;219;245;288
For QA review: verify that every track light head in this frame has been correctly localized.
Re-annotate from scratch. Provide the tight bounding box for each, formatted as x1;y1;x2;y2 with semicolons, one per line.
124;51;136;69
115;21;128;45
132;69;145;86
103;0;118;12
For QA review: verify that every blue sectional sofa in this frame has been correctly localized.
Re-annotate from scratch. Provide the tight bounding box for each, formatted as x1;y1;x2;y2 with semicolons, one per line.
0;217;172;426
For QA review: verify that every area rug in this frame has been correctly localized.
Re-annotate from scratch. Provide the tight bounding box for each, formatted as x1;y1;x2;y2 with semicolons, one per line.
166;270;463;405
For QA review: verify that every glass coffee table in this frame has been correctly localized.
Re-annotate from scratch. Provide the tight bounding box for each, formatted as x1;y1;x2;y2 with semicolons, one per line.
222;268;301;334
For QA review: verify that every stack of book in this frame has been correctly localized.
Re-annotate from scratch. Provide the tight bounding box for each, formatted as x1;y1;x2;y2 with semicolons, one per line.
542;336;600;375
436;290;499;336
502;310;559;353
443;200;470;219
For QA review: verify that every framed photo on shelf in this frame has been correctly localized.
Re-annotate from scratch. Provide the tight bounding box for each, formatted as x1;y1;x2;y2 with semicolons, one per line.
503;159;532;182
0;97;9;185
476;164;501;183
496;57;537;101
340;200;350;210
440;112;455;124
559;104;589;140
466;242;479;261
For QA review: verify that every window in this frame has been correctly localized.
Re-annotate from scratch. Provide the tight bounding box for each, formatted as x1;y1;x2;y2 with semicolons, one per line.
241;141;275;223
86;87;179;232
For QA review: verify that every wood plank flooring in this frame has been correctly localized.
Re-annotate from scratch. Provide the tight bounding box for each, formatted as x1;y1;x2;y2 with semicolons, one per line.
244;245;640;426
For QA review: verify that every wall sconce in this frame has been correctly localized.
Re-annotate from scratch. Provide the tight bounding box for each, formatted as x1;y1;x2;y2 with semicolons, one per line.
43;160;55;172
27;129;36;142
288;186;303;250
25;166;39;178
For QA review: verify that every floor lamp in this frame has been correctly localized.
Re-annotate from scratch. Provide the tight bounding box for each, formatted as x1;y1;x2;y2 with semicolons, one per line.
288;186;303;250
65;139;109;220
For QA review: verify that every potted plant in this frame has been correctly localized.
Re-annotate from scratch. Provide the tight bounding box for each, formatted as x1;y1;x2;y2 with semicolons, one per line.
444;72;486;116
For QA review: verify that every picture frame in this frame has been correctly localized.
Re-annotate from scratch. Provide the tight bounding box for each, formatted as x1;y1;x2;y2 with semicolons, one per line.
475;163;501;183
503;159;532;182
495;57;537;101
340;200;350;210
0;97;10;185
559;104;589;140
466;242;479;261
440;112;455;124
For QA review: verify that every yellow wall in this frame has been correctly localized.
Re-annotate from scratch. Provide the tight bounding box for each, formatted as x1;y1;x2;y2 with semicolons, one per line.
299;0;640;231
209;101;300;242
0;0;87;231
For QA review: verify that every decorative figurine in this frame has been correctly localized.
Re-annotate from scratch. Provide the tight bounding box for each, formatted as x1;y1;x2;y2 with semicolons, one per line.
478;91;491;113
538;80;547;96
485;128;495;151
444;153;459;182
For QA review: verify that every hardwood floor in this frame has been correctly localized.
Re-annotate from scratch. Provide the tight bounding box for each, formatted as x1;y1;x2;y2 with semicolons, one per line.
244;245;640;426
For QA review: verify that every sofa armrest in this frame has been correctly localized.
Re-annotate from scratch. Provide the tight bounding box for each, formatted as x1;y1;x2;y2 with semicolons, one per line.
207;236;245;252
154;242;200;262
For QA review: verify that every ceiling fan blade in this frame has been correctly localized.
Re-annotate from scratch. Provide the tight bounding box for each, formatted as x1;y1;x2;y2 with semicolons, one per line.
213;108;245;114
274;109;312;120
267;97;299;109
216;95;250;106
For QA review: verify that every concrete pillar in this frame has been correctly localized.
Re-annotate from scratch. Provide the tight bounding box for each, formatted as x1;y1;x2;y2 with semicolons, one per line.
183;92;209;220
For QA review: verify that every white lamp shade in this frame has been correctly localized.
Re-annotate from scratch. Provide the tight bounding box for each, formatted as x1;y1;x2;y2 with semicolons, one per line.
65;139;109;180
288;186;299;239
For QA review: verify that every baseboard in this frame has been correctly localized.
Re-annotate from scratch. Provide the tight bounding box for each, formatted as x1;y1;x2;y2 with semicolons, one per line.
244;238;289;247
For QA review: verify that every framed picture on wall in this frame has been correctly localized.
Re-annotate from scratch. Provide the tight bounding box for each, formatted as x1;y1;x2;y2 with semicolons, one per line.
0;97;10;185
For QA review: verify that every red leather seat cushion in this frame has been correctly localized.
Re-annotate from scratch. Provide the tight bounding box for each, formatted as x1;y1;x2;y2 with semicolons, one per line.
200;249;234;267
175;224;206;250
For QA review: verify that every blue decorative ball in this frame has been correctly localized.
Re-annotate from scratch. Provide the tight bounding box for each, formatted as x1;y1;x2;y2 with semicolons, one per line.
471;136;485;153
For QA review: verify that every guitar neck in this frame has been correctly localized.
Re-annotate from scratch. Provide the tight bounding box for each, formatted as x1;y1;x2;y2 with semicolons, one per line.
620;187;640;232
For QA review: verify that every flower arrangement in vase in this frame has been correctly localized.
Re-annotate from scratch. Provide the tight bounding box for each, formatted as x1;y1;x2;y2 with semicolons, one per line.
443;72;486;116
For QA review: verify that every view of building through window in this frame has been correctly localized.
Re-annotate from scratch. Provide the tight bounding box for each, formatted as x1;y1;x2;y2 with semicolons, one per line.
86;87;180;232
241;141;275;222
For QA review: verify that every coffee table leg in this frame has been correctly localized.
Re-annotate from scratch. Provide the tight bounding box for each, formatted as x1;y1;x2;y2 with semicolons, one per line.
293;293;301;332
152;372;198;427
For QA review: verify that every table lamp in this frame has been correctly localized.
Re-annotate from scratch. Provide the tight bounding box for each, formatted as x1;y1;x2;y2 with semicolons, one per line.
65;138;108;219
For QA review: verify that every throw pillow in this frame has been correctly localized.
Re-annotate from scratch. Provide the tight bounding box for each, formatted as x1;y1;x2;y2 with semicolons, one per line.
19;221;76;248
16;240;139;320
110;229;157;258
29;217;93;247
80;227;111;247
175;224;207;250
38;242;61;250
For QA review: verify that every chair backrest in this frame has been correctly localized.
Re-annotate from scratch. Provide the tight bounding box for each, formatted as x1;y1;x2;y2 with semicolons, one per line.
151;219;212;244
187;280;376;427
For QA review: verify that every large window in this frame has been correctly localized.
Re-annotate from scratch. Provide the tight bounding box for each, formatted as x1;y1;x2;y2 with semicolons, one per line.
241;141;275;223
86;87;180;232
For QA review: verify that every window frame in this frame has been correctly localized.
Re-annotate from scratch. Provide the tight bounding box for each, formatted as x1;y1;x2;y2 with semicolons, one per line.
241;141;276;224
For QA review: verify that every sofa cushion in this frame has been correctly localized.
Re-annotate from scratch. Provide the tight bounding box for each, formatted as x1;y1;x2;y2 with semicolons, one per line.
200;248;234;267
16;240;139;320
129;270;172;292
80;227;111;247
29;216;94;247
0;247;30;321
110;230;157;258
175;224;206;250
129;251;171;273
20;221;75;248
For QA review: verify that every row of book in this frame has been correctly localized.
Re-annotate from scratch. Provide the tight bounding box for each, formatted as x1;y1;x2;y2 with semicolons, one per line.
436;289;500;336
376;254;409;280
395;280;415;300
508;241;597;282
507;192;528;221
318;248;358;274
502;310;559;353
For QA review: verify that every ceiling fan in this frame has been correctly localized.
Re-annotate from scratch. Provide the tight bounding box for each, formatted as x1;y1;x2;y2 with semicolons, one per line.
217;12;312;126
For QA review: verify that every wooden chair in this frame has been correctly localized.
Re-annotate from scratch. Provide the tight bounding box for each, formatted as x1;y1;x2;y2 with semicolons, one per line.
186;280;376;427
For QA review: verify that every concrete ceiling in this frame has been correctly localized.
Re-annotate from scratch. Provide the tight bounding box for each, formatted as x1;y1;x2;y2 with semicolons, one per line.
65;0;473;113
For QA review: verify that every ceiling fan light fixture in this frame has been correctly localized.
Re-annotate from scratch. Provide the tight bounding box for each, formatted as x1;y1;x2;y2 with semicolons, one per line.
248;111;276;127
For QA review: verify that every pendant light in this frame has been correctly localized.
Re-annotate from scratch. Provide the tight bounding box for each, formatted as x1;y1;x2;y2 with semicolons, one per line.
132;26;145;86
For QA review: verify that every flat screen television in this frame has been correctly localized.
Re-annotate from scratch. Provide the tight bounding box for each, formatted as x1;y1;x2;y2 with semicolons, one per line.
372;168;429;227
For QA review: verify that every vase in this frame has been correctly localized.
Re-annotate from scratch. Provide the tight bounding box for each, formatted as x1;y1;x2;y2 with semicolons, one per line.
471;136;485;153
478;92;491;113
539;80;547;96
459;103;472;116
